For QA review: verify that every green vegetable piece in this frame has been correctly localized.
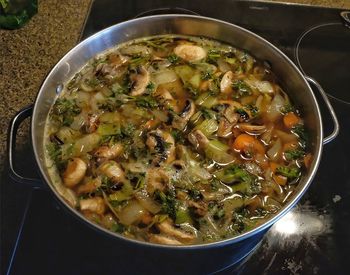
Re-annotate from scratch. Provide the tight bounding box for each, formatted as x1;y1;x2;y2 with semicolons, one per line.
276;166;301;180
97;123;121;136
215;164;255;185
174;65;195;83
232;80;252;98
167;54;179;64
284;149;305;161
195;119;218;137
175;206;192;224
109;181;134;201
111;222;126;233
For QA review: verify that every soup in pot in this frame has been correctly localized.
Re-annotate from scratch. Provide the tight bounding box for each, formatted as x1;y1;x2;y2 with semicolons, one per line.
45;35;312;245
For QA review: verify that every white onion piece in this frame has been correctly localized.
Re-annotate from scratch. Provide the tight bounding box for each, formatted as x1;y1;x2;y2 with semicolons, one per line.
217;58;231;73
118;200;146;225
75;91;91;108
72;133;101;157
152;69;178;85
274;129;298;143
266;93;285;121
70;112;87;131
152;109;168;122
245;78;274;94
267;138;282;161
135;191;161;214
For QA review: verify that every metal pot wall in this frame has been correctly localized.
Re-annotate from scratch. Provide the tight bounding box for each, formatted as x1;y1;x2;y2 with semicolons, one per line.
8;15;339;274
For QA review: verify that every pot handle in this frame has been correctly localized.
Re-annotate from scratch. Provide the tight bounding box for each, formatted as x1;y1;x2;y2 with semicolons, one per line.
305;76;340;144
8;105;43;188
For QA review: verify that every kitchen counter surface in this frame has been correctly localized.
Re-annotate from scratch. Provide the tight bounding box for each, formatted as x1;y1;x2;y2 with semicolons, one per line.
0;0;349;167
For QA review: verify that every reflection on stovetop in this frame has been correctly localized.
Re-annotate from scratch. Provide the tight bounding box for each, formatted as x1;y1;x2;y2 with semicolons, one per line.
3;1;350;274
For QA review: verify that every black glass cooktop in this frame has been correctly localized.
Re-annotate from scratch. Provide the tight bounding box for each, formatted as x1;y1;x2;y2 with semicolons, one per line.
2;1;350;274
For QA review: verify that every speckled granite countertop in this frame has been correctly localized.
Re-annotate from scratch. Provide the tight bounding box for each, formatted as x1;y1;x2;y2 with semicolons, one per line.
0;0;92;166
0;0;349;167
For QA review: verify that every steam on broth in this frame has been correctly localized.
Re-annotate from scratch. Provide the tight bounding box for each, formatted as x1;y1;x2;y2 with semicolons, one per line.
45;35;311;245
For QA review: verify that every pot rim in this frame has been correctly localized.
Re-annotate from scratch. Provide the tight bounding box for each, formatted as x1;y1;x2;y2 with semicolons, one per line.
32;14;323;249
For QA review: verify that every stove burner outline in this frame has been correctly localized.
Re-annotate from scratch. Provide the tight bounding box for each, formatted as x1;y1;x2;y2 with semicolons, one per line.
294;22;350;105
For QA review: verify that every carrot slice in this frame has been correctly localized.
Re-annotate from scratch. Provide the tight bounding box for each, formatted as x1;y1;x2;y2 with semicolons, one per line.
232;134;265;155
283;112;300;129
273;174;288;186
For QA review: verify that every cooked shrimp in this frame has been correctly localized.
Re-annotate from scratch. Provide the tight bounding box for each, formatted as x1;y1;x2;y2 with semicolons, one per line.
98;161;125;182
80;197;106;215
63;158;87;187
94;143;123;160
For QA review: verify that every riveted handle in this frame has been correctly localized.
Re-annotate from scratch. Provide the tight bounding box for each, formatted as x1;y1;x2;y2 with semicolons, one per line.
305;76;340;144
8;105;43;188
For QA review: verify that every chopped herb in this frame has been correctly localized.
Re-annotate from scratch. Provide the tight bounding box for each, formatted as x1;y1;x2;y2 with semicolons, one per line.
167;54;180;64
188;189;202;201
201;70;213;80
285;149;305;161
213;208;225;220
98;98;123;111
146;82;155;93
280;103;295;114
206;49;221;64
276;166;301;180
129;55;150;67
245;104;259;117
155;190;178;220
52;98;81;126
135;95;159;108
232;80;252;98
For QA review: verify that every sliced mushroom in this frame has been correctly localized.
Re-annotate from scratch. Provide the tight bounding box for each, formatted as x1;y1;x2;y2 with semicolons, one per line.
94;143;123;160
220;71;234;93
223;105;240;124
157;219;195;243
217;118;234;138
76;177;102;195
63;158;87;187
188;200;207;217
149;234;183;245
130;66;150;96
174;44;206;62
146;129;175;165
237;123;267;135
154;87;180;112
145;168;169;195
98;160;125;183
80;197;106;215
172;99;196;130
188;129;209;150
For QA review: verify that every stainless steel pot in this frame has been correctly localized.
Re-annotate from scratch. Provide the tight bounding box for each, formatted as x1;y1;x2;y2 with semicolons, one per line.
8;15;339;273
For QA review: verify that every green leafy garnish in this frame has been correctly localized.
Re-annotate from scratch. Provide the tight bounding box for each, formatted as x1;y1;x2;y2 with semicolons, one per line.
135;95;158;108
285;149;305;161
51;98;81;126
215;164;256;185
156;190;178;220
167;54;180;64
232;80;252;98
206;49;221;64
